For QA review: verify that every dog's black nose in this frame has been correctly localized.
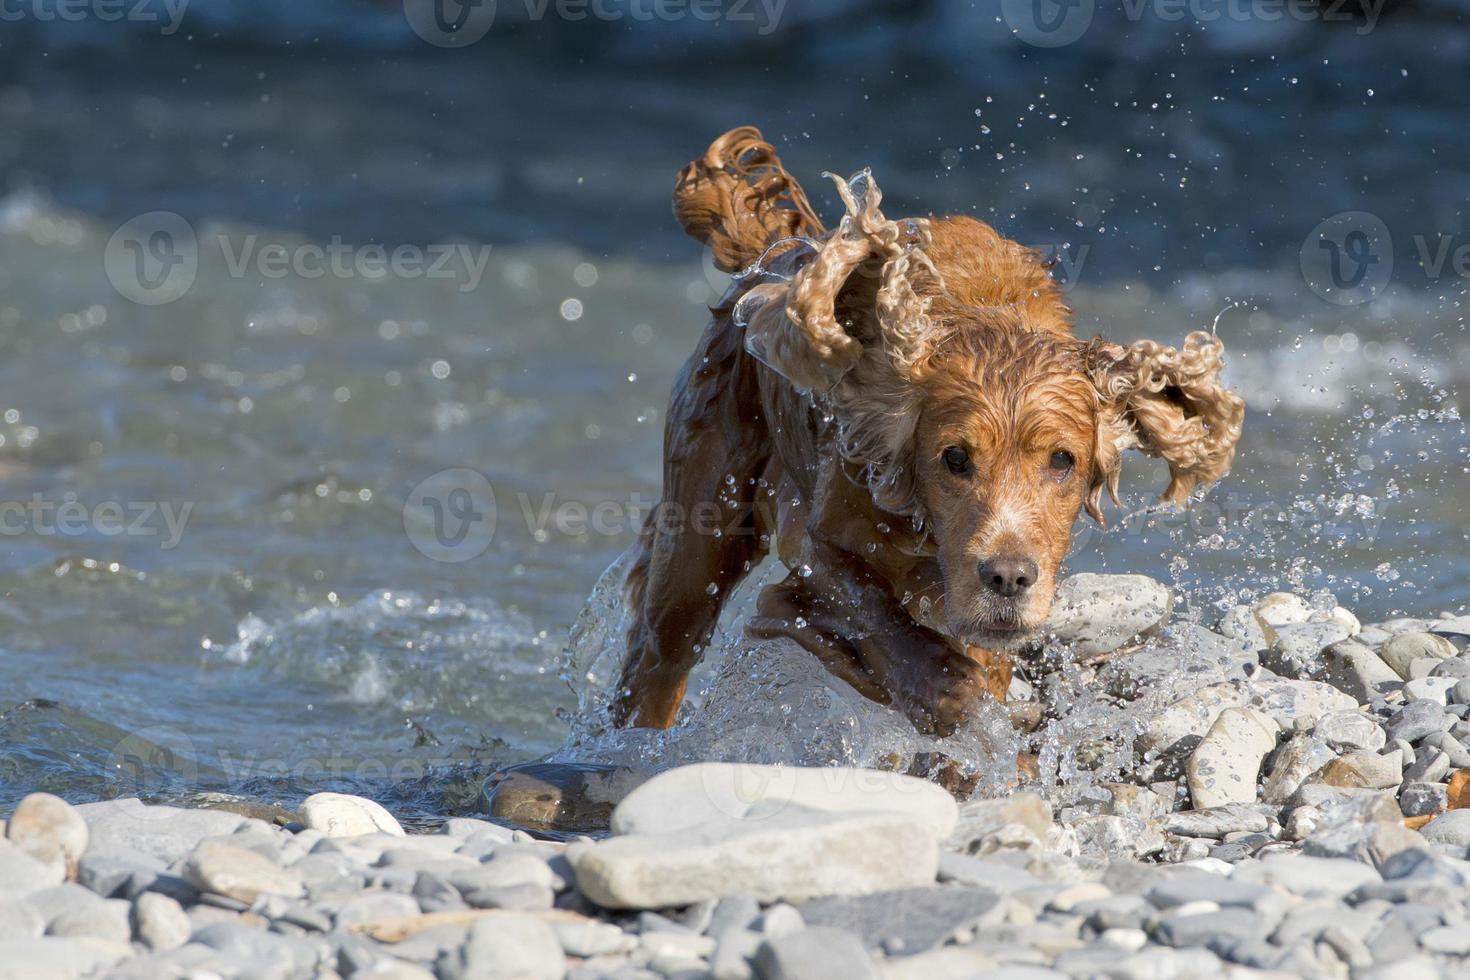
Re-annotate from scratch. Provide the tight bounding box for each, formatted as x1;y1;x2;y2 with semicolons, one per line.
979;557;1038;597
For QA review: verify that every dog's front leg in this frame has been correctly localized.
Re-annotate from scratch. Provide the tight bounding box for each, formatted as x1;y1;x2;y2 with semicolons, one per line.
747;543;995;737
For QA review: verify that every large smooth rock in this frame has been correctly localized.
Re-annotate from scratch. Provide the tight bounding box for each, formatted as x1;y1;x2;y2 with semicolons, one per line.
1320;641;1401;702
184;840;304;903
5;795;87;877
1187;707;1279;808
1380;633;1456;680
1044;573;1171;658
74;799;244;865
610;764;958;840
298;793;404;839
569;807;938;909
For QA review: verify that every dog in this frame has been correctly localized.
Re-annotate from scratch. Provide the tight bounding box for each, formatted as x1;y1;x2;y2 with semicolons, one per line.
610;126;1244;737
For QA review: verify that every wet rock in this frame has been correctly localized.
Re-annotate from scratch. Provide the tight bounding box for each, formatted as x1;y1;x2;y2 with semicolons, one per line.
1099;626;1258;702
611;763;958;841
1399;782;1448;817
1218;605;1268;650
1261;733;1336;805
1253;593;1314;627
1137;683;1245;758
298;793;404;838
184;840;304;903
5;794;87;877
753;926;877;980
1072;815;1164;859
1312;710;1386;751
1380;633;1456;679
1263;622;1352;678
1420;809;1470;849
1247;678;1358;731
1421;730;1470;767
1161;805;1268;838
485;762;646;836
1045;573;1171;658
439;912;565;980
949;793;1051;853
568;808;938;909
1317;750;1403;790
1320;640;1401;702
1403;676;1457;704
1187;707;1278;808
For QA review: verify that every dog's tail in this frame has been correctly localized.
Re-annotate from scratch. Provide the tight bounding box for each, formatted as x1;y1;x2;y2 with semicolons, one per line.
673;126;825;273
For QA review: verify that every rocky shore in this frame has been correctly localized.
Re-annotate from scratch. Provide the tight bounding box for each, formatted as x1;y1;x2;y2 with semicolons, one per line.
4;583;1470;979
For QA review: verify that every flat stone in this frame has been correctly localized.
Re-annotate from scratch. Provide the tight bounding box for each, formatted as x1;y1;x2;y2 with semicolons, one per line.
1233;852;1381;898
1430;657;1470;680
75;799;244;865
1317;750;1403;790
1098;626;1258;703
1162;805;1269;839
1380;633;1456;679
192;920;324;976
5;794;87;876
132;892;190;952
936;852;1042;894
0;840;64;900
1264;622;1352;678
799;886;997;955
1137;684;1247;757
184;839;304;903
1145;874;1272;912
1403;676;1458;704
1044;573;1171;657
1321;640;1402;702
1187;707;1279;808
753;926;877;980
1420;809;1470;848
610;763;958;841
438;913;565;980
569;808;938;909
1153;907;1262;948
331;892;421;929
1245;678;1359;731
298;793;405;838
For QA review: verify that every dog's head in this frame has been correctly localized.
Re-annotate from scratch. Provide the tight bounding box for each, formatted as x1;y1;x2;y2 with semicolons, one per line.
739;172;1244;648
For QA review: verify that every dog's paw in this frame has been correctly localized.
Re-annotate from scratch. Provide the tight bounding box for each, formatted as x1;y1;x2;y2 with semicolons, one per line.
894;650;994;738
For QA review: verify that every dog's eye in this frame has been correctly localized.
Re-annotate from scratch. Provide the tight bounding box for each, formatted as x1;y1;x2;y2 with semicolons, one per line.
1049;450;1075;476
942;446;971;475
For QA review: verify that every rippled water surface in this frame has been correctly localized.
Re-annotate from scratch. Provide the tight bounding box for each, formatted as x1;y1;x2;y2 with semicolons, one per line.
1;19;1467;815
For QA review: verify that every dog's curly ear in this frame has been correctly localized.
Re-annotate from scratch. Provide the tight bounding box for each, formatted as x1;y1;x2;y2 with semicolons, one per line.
739;170;934;393
1084;330;1245;519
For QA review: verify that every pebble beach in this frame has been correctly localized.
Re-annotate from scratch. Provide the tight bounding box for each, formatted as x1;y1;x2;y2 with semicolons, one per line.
4;576;1470;979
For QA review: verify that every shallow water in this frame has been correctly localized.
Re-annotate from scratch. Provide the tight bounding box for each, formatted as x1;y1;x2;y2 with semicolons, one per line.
1;20;1468;816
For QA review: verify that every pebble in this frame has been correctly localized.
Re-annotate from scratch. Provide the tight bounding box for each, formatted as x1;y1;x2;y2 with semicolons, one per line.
1252;592;1313;627
1318;749;1403;790
1162;806;1268;839
184;839;305;903
1044;573;1171;657
1399;782;1448;817
1312;709;1386;751
1403;676;1458;704
753;926;878;980
1320;640;1402;702
1420;809;1470;848
299;792;406;838
1263;622;1352;678
1387;699;1454;744
1261;733;1336;805
440;913;565;980
5;794;88;876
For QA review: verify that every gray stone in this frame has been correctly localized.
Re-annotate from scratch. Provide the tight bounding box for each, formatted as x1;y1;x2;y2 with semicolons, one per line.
439;913;565;980
1264;622;1352;678
1098;625;1258;703
1455;677;1470;705
1320;640;1401;702
712;927;762;980
450;853;554;893
1186;707;1278;808
707;895;761;937
551;919;634;957
184;839;304;902
1420;810;1470;848
1313;709;1387;752
1153;907;1262;949
461;882;555;911
798;886;997;955
753;926;877;980
1399;782;1448;817
1403;748;1450;783
1161;805;1269;839
1386;700;1452;744
331;892;421;929
1070;814;1164;859
412;871;465;913
192;920;325;976
1247;678;1359;731
5;794;88;876
1219;604;1269;649
75;843;171;900
1381;633;1457;679
1421;729;1470;767
936;852;1041;894
0;840;64;898
46;897;130;943
568;807;938;909
756;903;803;938
1403;676;1457;704
1418;925;1470;955
1253;593;1314;627
75;799;244;864
0;937;131;978
440;817;514;841
1261;733;1336;805
1145;874;1273;912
